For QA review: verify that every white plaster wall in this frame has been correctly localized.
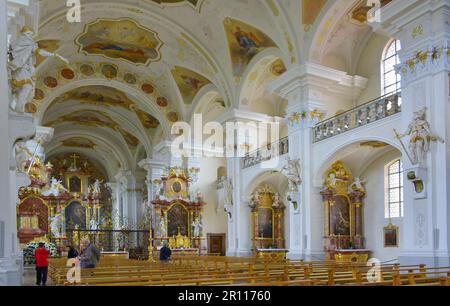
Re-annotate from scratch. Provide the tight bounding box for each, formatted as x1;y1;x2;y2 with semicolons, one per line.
362;149;402;262
355;33;391;105
321;92;355;119
195;157;228;237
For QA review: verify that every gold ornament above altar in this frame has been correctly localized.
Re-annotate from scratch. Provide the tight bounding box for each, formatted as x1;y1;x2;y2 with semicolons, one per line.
324;161;351;194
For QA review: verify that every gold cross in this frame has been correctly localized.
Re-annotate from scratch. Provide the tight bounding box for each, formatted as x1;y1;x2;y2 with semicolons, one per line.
70;154;79;169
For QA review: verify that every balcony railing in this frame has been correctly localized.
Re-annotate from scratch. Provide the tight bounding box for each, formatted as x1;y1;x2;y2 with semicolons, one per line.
312;93;401;143
242;137;289;169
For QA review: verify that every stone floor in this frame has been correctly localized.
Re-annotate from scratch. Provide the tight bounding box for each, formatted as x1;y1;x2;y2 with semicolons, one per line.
23;265;53;286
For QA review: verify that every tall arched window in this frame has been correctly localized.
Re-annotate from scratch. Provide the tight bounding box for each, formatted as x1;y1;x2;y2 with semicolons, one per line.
381;39;402;96
385;159;404;218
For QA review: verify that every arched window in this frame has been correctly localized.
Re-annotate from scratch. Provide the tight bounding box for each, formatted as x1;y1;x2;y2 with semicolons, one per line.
385;159;404;218
381;39;402;96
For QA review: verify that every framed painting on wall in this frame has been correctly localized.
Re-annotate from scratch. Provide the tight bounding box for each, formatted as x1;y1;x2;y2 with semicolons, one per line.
384;223;399;247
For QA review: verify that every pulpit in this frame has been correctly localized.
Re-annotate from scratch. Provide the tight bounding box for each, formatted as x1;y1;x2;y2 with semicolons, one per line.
320;161;370;261
17;194;49;243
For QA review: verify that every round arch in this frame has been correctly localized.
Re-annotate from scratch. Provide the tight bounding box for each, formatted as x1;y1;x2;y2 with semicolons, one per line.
36;79;171;136
237;47;288;109
313;136;403;185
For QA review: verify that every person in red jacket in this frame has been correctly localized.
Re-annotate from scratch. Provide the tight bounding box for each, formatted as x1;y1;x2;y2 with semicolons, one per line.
34;242;49;286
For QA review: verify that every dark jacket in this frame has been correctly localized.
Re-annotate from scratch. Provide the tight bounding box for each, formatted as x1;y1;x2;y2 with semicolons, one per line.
159;246;172;261
80;244;101;268
67;248;79;259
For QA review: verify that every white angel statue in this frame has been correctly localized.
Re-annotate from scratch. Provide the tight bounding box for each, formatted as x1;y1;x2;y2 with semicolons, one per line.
192;217;203;237
8;26;69;113
50;214;63;238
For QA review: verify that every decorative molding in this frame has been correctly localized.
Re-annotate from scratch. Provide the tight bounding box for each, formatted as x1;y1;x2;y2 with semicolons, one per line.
267;62;368;102
396;46;450;84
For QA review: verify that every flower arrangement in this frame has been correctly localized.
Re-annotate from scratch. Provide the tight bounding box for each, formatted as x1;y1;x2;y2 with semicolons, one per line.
23;241;58;265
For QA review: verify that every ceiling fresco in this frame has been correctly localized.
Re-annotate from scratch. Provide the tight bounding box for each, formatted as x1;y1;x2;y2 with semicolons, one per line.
223;17;277;78
148;0;204;11
302;0;328;32
171;66;211;104
44;110;121;130
76;18;163;65
52;86;135;110
44;110;142;151
61;137;97;149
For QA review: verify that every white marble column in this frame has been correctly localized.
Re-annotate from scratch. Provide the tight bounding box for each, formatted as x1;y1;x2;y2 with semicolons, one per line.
0;0;21;285
219;110;277;257
371;0;450;266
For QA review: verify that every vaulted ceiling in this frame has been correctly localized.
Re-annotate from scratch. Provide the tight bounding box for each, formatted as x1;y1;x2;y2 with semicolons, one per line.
10;0;386;178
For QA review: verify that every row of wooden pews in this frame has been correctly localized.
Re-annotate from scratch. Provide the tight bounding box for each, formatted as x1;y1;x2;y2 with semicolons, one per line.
47;256;450;286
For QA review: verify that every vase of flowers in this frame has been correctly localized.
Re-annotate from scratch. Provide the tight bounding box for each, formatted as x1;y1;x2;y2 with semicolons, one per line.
23;241;58;265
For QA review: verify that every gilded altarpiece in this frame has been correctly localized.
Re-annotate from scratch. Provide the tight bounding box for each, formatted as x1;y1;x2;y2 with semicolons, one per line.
151;167;206;252
250;186;285;251
17;159;52;243
320;161;368;262
17;153;107;246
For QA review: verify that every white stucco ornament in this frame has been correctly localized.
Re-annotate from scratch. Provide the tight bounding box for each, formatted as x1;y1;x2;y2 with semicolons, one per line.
42;177;68;196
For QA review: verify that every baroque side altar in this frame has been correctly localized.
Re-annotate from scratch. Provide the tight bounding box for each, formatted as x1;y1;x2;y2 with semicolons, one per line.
320;161;370;262
151;167;206;253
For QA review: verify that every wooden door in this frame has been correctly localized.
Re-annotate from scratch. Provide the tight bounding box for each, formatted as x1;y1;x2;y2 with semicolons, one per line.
207;233;226;256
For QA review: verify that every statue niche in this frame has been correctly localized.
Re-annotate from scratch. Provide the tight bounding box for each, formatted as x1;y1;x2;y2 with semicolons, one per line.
320;161;369;262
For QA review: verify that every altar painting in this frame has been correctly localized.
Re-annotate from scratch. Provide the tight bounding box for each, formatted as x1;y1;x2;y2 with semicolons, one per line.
69;176;82;193
331;195;350;236
65;201;87;230
258;208;273;238
167;203;188;236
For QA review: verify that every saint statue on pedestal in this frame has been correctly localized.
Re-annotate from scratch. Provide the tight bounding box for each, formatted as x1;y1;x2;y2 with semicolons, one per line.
8;26;68;113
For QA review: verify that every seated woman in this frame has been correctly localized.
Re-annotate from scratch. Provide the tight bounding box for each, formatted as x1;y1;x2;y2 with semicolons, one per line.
79;238;101;269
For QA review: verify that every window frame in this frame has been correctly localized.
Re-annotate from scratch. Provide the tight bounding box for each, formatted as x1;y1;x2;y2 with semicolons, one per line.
385;159;404;219
381;39;402;96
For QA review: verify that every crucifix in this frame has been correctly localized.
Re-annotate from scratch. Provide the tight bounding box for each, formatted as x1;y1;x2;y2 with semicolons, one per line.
70;154;80;169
